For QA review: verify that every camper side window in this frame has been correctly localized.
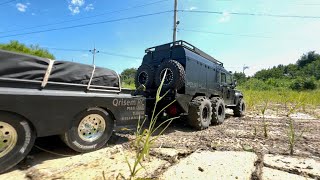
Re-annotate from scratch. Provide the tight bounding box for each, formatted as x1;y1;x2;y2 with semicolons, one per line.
217;71;221;83
221;73;226;83
226;74;232;84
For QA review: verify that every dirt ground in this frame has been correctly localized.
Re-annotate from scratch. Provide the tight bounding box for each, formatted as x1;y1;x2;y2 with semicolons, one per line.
153;109;320;158
1;108;320;179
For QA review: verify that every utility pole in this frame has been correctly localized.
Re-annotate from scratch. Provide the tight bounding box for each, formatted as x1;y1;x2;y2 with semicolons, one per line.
89;46;99;65
173;0;178;43
243;64;249;74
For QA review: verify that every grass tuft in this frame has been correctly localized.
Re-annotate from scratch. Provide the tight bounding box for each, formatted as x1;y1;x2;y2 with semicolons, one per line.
126;69;179;179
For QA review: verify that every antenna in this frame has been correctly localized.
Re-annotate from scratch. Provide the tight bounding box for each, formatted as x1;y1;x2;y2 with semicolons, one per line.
173;0;178;43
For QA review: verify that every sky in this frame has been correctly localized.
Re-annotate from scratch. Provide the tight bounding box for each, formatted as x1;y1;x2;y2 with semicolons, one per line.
0;0;319;76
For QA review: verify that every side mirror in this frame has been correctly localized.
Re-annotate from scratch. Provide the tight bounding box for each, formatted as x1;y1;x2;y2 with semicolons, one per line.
233;80;237;87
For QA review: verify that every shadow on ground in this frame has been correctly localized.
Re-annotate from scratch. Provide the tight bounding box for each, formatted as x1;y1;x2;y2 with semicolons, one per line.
7;132;130;174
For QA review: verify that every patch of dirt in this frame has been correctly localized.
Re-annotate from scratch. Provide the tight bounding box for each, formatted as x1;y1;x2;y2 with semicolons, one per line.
1;108;320;179
150;109;320;159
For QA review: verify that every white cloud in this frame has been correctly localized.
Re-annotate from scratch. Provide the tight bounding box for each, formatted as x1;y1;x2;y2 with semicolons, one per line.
218;12;231;23
68;5;80;15
85;4;94;11
71;0;85;6
16;3;28;12
68;0;92;15
31;12;36;16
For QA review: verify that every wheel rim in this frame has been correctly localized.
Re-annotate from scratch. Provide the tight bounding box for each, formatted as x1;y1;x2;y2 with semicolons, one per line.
0;121;18;159
202;106;209;120
78;114;106;142
218;105;224;118
160;68;174;85
138;71;148;85
241;103;245;112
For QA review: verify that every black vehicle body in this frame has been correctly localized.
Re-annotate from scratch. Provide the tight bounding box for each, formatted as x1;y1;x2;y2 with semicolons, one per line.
139;40;243;115
0;50;145;173
0;50;145;137
0;82;145;137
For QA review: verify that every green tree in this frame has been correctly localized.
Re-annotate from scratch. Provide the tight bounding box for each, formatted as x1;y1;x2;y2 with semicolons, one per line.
0;40;55;59
121;68;137;88
284;64;298;78
301;60;320;80
121;68;137;79
297;51;320;68
233;72;246;85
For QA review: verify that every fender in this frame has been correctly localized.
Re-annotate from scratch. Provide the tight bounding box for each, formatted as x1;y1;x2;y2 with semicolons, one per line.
234;90;243;105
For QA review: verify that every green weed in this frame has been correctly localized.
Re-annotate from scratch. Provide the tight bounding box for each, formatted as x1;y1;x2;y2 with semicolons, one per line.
261;98;269;138
285;94;307;155
126;70;179;179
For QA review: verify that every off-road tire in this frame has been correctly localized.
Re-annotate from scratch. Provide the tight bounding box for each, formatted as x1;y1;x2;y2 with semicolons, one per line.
155;60;185;91
135;64;155;89
187;96;213;130
211;97;226;125
234;98;245;117
0;112;36;174
61;108;114;153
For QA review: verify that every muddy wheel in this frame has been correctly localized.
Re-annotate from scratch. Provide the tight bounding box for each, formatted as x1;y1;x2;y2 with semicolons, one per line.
211;97;226;124
61;108;114;153
135;64;154;89
155;60;185;91
187;96;212;130
234;98;246;117
0;112;36;174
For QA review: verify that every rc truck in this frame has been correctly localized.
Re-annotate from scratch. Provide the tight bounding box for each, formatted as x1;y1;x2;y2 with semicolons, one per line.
135;40;245;130
0;50;145;173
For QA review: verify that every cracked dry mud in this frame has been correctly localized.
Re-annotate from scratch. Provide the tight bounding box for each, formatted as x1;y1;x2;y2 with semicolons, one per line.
1;109;320;180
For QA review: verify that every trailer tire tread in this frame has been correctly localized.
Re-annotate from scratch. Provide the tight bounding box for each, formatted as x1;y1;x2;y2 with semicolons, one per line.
0;112;36;174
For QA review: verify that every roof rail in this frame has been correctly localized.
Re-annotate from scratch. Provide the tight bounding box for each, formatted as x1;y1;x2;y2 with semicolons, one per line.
145;40;223;66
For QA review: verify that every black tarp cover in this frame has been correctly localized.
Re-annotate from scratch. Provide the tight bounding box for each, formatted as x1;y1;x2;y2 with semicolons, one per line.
0;50;119;87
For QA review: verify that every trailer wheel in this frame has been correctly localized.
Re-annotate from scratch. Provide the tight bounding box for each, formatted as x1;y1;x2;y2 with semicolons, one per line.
61;108;114;153
155;60;185;91
234;98;246;117
187;96;212;130
135;64;155;89
0;113;36;174
211;97;226;125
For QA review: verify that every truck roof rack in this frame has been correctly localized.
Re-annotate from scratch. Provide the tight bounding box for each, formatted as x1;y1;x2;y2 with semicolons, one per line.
145;40;223;66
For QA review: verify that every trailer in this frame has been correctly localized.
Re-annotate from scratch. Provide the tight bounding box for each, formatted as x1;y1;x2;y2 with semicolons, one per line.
0;50;145;173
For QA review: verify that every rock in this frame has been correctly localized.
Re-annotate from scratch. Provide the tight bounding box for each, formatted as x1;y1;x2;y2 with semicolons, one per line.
264;154;320;178
263;167;312;180
151;148;180;158
0;169;27;180
289;113;316;120
161;151;258;180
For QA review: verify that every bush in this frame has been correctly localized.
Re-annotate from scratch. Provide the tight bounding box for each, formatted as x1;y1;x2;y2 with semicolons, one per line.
240;78;273;91
265;78;291;89
290;77;317;91
0;40;55;59
290;78;304;91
